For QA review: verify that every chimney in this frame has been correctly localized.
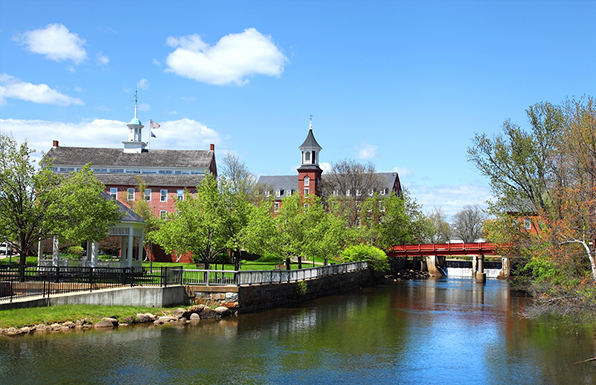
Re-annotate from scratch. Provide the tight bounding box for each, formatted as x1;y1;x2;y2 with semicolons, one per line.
53;140;59;148
210;144;215;151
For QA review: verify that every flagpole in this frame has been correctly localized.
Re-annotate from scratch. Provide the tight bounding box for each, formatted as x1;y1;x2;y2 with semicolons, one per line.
148;117;151;150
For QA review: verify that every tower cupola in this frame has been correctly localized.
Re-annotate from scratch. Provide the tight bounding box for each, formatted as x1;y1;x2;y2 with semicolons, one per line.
123;89;147;154
299;118;322;166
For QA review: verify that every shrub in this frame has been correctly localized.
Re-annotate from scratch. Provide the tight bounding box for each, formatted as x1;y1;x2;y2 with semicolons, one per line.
341;244;389;272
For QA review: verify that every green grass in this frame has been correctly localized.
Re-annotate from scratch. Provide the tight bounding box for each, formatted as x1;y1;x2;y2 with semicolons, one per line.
0;304;180;329
0;256;37;266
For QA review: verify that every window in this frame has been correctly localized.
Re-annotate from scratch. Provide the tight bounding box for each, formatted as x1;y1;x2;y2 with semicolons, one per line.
160;189;168;202
356;189;361;197
380;188;387;195
379;201;385;212
305;152;311;162
265;190;270;198
304;203;309;208
304;188;309;196
304;176;310;186
333;190;338;196
111;169;124;174
274;202;280;212
276;190;281;198
160;210;168;219
144;189;151;201
127;188;135;201
109;188;117;200
368;189;374;196
346;189;351;197
312;151;316;163
177;190;184;201
524;218;532;231
280;189;284;196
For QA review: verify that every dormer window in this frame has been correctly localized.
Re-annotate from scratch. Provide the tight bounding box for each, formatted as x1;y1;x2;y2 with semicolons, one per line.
276;190;281;197
356;189;362;197
346;189;351;197
304;176;310;186
265;191;270;198
333;190;338;196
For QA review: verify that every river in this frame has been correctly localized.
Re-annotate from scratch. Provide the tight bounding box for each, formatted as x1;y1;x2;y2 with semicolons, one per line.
1;278;595;384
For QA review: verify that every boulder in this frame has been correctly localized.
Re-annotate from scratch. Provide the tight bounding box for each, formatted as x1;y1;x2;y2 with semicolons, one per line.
136;313;156;323
103;317;119;326
63;321;76;329
35;324;47;332
153;316;177;325
123;316;135;325
188;304;206;313
6;327;20;335
214;307;231;317
189;313;200;320
199;307;221;319
172;308;187;318
222;302;239;310
94;320;117;328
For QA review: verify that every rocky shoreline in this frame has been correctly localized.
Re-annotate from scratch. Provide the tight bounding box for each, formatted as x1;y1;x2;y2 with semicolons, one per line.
385;269;431;281
0;303;238;336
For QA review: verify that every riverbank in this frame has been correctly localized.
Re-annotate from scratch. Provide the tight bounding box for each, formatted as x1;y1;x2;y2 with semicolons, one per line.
0;303;238;335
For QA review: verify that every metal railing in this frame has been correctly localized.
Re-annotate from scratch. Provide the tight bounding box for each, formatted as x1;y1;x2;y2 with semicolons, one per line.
183;261;369;286
0;266;183;303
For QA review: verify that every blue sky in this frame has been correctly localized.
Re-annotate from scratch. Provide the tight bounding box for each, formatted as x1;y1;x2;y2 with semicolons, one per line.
1;0;595;217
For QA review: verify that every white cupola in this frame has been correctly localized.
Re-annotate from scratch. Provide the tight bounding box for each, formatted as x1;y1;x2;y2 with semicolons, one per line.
299;118;322;166
123;90;147;153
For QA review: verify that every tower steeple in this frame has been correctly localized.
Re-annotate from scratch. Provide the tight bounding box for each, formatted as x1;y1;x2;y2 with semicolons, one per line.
297;116;323;197
123;88;147;153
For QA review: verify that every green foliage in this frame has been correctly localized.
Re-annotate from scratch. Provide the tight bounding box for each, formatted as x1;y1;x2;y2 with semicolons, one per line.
341;244;389;271
0;135;121;268
295;280;308;296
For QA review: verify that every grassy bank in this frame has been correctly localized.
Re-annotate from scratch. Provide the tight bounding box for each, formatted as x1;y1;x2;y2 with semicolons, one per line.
0;304;179;329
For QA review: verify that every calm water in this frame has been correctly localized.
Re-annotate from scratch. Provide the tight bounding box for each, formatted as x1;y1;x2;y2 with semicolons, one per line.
1;279;595;384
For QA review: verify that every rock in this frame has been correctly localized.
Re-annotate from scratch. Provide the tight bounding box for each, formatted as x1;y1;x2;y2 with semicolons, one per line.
136;313;156;323
172;308;187;318
35;324;47;332
20;327;31;334
83;318;93;325
7;327;20;335
189;313;200;320
178;317;187;323
153;316;177;325
222;302;239;310
82;324;92;329
214;307;231;317
94;320;117;328
61;326;70;332
123;316;135;324
63;321;76;329
118;323;129;327
188;304;206;313
199;307;221;319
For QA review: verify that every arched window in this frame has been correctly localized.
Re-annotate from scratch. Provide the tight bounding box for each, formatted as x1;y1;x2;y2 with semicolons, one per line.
305;152;311;162
304;176;310;186
312;151;316;163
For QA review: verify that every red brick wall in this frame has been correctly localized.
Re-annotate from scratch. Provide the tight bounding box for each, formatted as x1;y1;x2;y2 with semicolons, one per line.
106;184;197;218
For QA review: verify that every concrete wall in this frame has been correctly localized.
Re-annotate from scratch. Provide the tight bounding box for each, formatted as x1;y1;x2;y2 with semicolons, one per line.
237;268;377;313
0;286;187;310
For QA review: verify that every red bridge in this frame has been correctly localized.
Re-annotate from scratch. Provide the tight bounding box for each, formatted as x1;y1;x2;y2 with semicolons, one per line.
387;242;497;257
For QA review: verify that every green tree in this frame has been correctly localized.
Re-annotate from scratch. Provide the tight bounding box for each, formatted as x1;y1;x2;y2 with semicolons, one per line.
341;244;389;271
150;173;229;269
0;135;121;274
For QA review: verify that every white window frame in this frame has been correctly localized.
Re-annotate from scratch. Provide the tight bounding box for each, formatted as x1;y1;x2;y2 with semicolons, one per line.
127;188;135;201
304;188;309;196
356;189;362;197
144;189;151;201
524;218;532;231
265;191;270;198
274;202;280;212
160;189;168;202
346;189;351;197
160;210;168;219
177;189;184;201
304;176;310;186
109;187;117;200
276;190;281;197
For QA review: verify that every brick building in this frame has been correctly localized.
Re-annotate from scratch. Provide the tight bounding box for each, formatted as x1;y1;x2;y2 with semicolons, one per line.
46;102;216;262
257;120;402;211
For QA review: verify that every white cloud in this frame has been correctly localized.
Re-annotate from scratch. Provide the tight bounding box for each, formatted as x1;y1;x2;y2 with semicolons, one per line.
96;106;109;111
165;28;289;86
0;74;84;106
357;143;378;160
0;118;222;163
74;86;83;92
405;183;492;218
138;103;150;111
14;23;87;64
181;96;196;101
137;78;149;90
393;166;412;176
96;53;109;65
152;58;160;66
320;162;333;174
168;110;178;115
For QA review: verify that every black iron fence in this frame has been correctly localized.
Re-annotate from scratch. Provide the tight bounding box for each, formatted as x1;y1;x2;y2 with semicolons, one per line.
0;266;183;303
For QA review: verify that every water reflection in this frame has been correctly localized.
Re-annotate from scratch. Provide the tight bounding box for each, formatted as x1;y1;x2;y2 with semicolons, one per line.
1;279;595;384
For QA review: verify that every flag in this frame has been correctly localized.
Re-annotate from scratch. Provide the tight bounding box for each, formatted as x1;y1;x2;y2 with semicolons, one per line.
151;131;156;138
150;119;160;129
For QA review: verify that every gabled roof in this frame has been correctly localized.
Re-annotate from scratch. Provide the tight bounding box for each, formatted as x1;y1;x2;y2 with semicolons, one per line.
46;146;214;169
101;193;144;223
